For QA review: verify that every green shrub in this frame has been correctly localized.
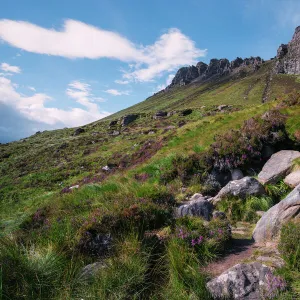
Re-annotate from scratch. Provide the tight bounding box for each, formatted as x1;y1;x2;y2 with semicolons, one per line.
279;220;300;271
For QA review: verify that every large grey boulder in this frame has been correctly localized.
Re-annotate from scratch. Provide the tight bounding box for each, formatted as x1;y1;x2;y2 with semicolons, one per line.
253;184;300;243
284;170;300;188
176;193;213;221
207;262;279;300
213;177;265;205
121;114;139;126
258;150;300;185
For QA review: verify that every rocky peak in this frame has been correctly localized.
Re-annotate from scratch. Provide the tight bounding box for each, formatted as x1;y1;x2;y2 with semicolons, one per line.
275;25;300;74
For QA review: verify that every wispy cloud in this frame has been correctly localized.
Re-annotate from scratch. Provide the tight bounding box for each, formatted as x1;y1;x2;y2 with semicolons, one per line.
155;73;175;92
28;86;36;91
0;19;206;82
104;89;130;96
115;79;130;85
1;62;21;73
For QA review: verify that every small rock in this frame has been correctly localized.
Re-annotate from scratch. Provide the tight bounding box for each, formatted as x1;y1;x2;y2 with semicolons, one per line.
69;185;79;190
108;130;120;136
179;109;193;116
153;111;167;119
73;127;85;136
167;111;177;117
176;194;213;221
218;104;228;111
284;170;300;188
102;165;111;171
109;120;118;127
231;169;244;180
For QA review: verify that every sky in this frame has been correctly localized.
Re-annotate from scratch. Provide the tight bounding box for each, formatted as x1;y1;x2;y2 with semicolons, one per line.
0;0;300;142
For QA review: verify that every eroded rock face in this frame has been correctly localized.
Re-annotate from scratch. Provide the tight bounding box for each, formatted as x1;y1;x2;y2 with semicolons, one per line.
253;184;300;243
275;26;300;75
73;127;85;136
207;262;274;300
213;177;265;205
170;66;199;86
257;150;300;185
176;193;213;220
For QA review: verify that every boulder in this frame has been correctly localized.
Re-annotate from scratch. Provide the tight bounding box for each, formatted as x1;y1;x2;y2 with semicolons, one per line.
231;169;244;181
153;111;167;119
121;114;139;126
284;170;300;188
207;262;284;300
179;109;193;116
178;120;186;127
176;194;213;221
109;120;118;127
213;177;265;205
253;184;300;243
258;150;300;184
218;104;229;111
79;261;107;281
108;130;120;136
73;127;85;136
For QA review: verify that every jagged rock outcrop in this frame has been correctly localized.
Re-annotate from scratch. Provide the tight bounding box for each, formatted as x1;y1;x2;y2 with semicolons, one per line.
169;56;263;88
275;26;300;74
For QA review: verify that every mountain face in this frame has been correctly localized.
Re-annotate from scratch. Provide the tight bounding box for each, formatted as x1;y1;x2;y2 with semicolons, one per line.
275;26;300;74
169;57;263;87
169;26;300;89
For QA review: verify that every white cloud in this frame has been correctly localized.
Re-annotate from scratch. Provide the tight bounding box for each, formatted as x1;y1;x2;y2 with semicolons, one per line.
0;19;206;82
104;89;130;96
0;76;110;128
1;62;21;73
115;79;130;85
28;86;36;91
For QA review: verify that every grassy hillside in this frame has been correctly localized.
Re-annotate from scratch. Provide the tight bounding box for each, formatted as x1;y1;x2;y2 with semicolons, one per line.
1;64;300;298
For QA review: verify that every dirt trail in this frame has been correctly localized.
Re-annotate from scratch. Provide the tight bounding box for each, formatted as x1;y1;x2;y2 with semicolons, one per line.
203;222;258;277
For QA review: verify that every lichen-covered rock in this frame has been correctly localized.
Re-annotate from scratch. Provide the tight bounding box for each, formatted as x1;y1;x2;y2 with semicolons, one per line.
258;150;300;184
206;262;282;300
176;194;213;220
213;177;265;205
253;184;300;243
284;170;300;188
153;111;167;119
170;66;199;86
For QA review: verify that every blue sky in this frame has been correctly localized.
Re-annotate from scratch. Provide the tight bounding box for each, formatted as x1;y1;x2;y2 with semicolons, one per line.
0;0;300;142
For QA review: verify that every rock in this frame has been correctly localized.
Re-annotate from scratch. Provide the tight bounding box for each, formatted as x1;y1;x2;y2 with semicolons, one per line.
218;104;229;111
109;120;118;127
69;185;79;190
80;261;107;281
212;211;227;220
170;66;199;86
167;111;177;117
231;169;244;181
179;109;193;116
79;233;112;257
153;111;167;119
196;61;208;75
210;168;232;187
164;125;176;131
102;165;111;171
121;114;139;126
284;170;300;188
108;130;120;136
258;150;300;184
253;184;300;243
213;177;265;205
206;262;279;300
178;120;186;127
275;26;300;75
73;127;85;136
176;194;213;221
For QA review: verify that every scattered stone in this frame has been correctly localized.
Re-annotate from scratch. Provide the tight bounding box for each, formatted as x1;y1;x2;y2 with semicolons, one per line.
218;104;228;111
69;185;79;190
176;194;213;221
213;177;265;205
108;130;120;136
258;150;300;184
167;111;177;117
79;261;107;281
206;262;280;300
231;169;244;181
73;127;85;136
179;109;193;116
253;184;300;243
153;111;167;119
102;165;111;171
284;170;300;188
109;120;118;127
148;131;155;135
121;114;139;126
